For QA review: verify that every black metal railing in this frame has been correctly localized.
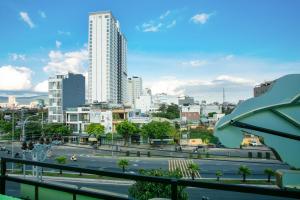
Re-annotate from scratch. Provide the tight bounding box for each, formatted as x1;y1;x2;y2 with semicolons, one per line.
1;157;299;200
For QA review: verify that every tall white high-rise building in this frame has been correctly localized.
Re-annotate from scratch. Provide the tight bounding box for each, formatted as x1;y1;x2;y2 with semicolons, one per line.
88;11;127;105
127;76;143;108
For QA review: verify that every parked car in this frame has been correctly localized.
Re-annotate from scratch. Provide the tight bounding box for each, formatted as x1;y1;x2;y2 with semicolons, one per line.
249;141;259;146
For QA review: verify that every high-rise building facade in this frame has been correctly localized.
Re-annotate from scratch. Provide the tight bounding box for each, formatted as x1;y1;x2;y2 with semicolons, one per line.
48;73;85;123
127;76;143;108
87;11;127;105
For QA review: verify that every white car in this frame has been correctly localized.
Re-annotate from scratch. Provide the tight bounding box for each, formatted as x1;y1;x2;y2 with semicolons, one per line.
250;141;259;146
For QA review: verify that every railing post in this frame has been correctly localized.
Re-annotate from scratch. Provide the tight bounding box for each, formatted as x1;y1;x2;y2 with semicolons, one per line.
171;179;178;200
0;158;7;194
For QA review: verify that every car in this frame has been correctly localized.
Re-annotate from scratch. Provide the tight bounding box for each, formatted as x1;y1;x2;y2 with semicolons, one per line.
249;141;259;146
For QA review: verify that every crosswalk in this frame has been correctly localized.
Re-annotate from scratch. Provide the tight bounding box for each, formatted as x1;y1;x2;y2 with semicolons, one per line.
168;159;201;179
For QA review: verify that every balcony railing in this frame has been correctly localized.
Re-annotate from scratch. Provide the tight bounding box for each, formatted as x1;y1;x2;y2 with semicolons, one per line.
0;157;299;200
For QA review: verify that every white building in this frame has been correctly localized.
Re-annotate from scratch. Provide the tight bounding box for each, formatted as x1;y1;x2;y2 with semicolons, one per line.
66;107;113;135
66;107;91;134
48;73;85;123
90;109;113;133
200;103;222;117
8;96;17;108
87;11;127;105
152;93;178;106
127;76;142;108
135;94;152;113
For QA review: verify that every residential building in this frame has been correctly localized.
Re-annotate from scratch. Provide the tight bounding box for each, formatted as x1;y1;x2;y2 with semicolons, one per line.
87;11;127;105
112;108;129;132
90;109;113;133
127;76;143;108
135;94;152;113
7;96;17;108
181;104;201;122
178;96;194;106
152;93;178;106
254;81;274;97
200;103;222;117
66;106;91;135
48;73;85;123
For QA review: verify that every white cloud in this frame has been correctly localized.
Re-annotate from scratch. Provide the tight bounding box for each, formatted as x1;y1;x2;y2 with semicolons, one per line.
55;40;62;48
214;75;256;85
182;59;208;67
33;80;48;92
19;12;35;28
137;10;177;32
190;13;211;24
0;65;32;91
166;20;176;28
143;23;163;32
43;48;88;75
38;11;46;18
9;53;26;61
160;10;171;19
146;75;255;102
57;30;71;36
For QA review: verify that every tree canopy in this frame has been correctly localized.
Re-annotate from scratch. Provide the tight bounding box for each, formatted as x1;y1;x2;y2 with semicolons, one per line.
43;123;72;136
141;121;174;139
129;169;188;200
116;120;138;145
189;127;219;144
86;123;105;138
152;103;180;119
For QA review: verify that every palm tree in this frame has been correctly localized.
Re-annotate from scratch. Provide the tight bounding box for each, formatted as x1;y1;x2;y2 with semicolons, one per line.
264;168;275;182
187;163;200;180
238;165;251;182
216;170;223;181
55;156;67;175
118;159;129;173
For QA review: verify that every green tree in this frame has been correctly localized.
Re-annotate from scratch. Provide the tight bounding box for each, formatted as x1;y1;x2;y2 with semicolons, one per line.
25;122;42;140
116;120;137;146
152;104;180;120
187;163;200;180
141;121;173;140
238;165;251;182
216;170;223;181
189;127;219;144
43;123;71;137
86;123;105;139
264;168;275;182
55;156;67;175
117;159;129;172
207;112;217;118
0;120;12;133
129;169;188;200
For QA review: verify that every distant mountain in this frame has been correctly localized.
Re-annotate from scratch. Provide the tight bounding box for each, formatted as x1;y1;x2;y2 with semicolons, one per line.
0;95;48;105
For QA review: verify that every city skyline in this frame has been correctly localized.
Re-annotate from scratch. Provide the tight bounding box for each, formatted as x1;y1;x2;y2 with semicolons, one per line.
0;0;299;103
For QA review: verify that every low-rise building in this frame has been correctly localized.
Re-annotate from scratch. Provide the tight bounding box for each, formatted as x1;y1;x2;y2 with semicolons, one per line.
181;105;201;123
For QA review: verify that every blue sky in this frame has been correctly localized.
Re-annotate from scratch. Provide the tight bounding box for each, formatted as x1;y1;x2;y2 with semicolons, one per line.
0;0;299;102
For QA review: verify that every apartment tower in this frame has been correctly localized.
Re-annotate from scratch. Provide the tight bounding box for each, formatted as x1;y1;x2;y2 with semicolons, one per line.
87;11;127;105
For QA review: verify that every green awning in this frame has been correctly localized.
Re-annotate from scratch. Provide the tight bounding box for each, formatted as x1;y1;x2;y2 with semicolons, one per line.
0;195;21;200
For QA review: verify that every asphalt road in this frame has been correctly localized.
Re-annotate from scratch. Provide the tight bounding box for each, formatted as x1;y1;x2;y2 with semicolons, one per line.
0;143;294;200
0;143;290;179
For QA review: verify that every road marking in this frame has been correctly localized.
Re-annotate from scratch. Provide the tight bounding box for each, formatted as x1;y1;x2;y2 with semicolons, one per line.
168;159;201;179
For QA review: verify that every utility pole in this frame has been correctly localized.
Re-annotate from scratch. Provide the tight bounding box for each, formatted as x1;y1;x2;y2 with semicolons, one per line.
41;110;44;137
11;110;14;172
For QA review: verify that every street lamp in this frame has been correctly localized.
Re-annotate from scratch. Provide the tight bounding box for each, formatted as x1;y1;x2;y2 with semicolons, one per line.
22;114;38;142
